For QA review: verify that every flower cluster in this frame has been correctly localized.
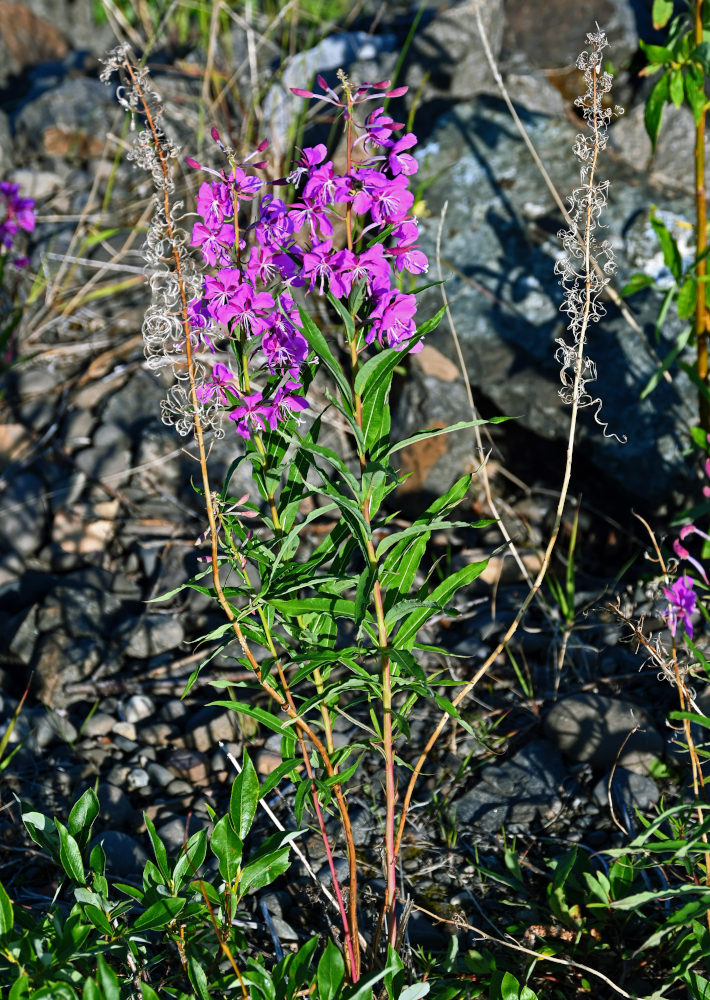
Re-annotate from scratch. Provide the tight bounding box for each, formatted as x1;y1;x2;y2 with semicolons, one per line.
0;182;35;269
664;448;710;640
185;75;428;440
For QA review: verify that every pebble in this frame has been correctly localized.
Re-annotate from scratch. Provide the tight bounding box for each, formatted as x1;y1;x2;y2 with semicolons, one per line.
120;695;155;724
31;711;78;750
126;767;150;792
166;748;210;786
125;616;184;659
91;830;148;879
160;699;188;723
184;706;236;754
255;749;282;776
157;814;209;855
113;722;137;742
140;722;175;745
81;712;117;738
97;783;133;829
592;767;660;815
544;694;664;774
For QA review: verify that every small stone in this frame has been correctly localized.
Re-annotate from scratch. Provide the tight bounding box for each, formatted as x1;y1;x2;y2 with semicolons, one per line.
160;699;187;723
31;711;78;750
97;783;133;829
125;617;184;659
593;767;660;814
91;830;148;878
146;762;176;788
544;694;664;773
113;725;137;745
157;814;209;855
81;712;117;738
166;748;210;786
140;722;175;745
166;778;193;798
255;749;282;776
106;764;131;788
184;706;236;754
126;768;150;792
120;694;155;724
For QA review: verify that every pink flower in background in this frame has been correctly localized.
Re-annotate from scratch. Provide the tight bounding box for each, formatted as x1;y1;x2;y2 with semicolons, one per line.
664;575;697;639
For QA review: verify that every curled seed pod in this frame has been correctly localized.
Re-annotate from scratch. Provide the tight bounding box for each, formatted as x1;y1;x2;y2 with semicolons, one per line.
554;26;626;443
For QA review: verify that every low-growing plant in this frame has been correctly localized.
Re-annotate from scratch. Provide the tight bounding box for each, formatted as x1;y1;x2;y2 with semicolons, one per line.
0;181;35;389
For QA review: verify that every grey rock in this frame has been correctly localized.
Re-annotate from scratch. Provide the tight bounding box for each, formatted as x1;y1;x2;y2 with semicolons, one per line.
593;767;660;815
125;616;184;659
9;168;63;202
120;695;155;725
0;472;47;558
19;0;113;54
113;722;137;742
140;722;176;745
544;694;664;773
30;710;78;750
160;699;188;724
185;706;237;754
157;814;209;855
80;711;117;738
146;762;176;788
13;77;115;158
407;94;696;510
97;783;133;829
404;0;504;101
126;767;150;792
455;740;568;832
91;829;148;879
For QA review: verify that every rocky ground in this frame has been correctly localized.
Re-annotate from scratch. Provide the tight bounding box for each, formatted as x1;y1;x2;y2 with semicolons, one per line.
0;0;706;994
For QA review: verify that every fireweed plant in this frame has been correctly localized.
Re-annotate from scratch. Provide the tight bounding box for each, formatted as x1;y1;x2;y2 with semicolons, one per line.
98;27;622;989
0;182;35;374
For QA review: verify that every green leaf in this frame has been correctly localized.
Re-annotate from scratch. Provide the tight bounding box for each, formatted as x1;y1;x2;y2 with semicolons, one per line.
0;880;14;934
650;211;683;281
669;709;710;728
96;954;120;1000
210;815;243;883
82;981;99;1000
620;272;655;297
188;956;211;1000
640;40;675;65
55;821;85;884
326;292;356;343
652;0;674;29
640;325;692;399
389;417;509;456
384;944;405;1000
669;66;684;107
68;789;100;848
82;904;113;936
298;306;352;400
645;72;670;150
400;987;430;1000
677;275;697;318
211;700;287;735
230;751;260;840
132;896;186;931
240;846;291;894
394;559;489;650
173;829;208;891
143;813;170;881
140;985;161;1000
268;596;359;619
685;62;707;124
692;41;710;76
317;939;345;1000
9;976;29;1000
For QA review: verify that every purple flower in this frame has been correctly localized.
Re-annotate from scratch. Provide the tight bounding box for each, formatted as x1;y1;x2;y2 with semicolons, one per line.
388;133;418;176
196;181;232;228
228;391;275;439
255;196;294;248
229;284;275;338
190;221;236;267
361;107;403;148
204;267;244;324
0;181;35;263
272;380;309;422
303;163;351;208
370;289;420;351
288;144;328;186
302;239;335;294
196;363;235;405
664;575;697;639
